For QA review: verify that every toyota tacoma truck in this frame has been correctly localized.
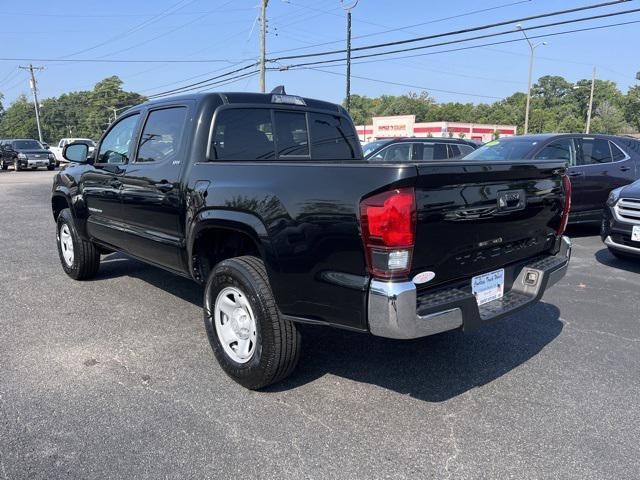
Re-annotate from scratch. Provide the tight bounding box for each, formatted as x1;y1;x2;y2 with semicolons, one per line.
51;90;572;389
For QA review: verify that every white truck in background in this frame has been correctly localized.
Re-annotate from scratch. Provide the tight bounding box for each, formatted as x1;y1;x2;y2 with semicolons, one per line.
51;138;96;164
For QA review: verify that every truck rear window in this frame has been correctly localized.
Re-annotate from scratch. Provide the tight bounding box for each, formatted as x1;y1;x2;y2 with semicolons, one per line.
210;108;360;161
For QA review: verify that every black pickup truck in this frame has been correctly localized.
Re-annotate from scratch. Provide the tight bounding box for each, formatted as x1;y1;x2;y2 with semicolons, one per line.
52;91;571;389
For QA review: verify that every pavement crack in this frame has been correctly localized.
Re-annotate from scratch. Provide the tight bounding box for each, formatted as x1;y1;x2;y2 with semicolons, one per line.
442;413;461;480
560;318;640;344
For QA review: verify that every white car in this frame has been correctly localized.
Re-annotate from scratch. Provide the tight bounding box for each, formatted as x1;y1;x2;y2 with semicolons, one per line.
51;138;96;163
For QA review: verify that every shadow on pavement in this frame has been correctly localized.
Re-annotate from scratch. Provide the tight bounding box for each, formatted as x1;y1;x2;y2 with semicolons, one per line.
96;253;563;402
269;302;562;402
99;252;203;307
594;247;640;274
566;224;599;238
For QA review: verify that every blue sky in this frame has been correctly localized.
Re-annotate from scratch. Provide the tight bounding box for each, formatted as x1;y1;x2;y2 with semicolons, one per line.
1;0;638;106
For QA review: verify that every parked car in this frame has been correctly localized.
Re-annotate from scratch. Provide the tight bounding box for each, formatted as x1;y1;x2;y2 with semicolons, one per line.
52;90;571;389
51;138;96;165
0;139;56;171
363;137;478;161
601;178;640;259
464;134;640;224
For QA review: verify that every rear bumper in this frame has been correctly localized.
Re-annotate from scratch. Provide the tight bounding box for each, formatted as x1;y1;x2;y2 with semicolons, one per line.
367;236;571;339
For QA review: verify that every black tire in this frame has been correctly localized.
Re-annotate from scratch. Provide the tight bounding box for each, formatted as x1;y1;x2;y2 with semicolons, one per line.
1;160;7;170
47;165;55;171
609;247;637;261
56;208;101;280
13;159;21;171
204;256;301;389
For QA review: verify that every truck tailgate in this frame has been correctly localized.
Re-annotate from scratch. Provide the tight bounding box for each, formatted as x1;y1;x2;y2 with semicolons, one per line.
412;160;567;288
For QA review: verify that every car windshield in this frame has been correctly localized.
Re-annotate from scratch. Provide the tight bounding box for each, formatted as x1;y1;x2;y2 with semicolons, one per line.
363;140;391;157
464;138;540;161
12;140;43;150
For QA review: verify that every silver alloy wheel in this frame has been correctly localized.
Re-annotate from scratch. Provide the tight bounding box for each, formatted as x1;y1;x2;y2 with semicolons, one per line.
59;223;74;267
214;286;257;364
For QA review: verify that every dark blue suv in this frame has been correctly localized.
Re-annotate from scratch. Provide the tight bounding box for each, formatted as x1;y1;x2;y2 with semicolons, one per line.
464;134;640;224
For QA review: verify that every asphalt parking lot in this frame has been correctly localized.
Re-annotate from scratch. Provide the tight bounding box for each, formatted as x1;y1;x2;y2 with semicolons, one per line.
1;169;639;479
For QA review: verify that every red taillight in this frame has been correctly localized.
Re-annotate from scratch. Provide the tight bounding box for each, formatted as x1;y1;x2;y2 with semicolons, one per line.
558;174;572;235
360;187;416;279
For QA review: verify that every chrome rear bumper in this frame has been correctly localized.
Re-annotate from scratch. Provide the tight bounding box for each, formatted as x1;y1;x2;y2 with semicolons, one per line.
367;236;571;339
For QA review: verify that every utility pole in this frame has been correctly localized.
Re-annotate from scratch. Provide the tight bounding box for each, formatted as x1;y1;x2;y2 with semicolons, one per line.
19;64;45;143
516;25;546;135
342;0;359;113
586;66;596;134
259;0;269;93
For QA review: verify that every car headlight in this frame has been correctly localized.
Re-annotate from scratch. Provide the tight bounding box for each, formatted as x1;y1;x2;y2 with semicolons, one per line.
606;187;623;207
17;153;27;159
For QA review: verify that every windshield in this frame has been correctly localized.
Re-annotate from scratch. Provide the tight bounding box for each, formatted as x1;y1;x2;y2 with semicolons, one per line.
464;138;540;161
12;140;43;150
363;140;390;157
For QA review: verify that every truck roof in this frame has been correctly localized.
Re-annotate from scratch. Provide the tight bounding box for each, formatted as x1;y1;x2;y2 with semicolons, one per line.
139;92;344;114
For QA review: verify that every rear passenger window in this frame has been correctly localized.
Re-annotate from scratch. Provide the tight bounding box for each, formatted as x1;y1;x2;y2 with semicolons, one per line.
579;138;612;165
136;107;187;163
274;111;309;157
308;113;359;159
610;142;626;161
422;143;448;160
211;109;275;161
534;138;574;163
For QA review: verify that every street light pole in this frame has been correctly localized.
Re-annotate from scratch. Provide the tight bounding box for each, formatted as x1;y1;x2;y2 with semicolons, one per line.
517;25;546;135
341;0;359;113
586;66;596;134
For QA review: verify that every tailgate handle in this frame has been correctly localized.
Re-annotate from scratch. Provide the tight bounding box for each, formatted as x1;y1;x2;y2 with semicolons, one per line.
497;190;526;212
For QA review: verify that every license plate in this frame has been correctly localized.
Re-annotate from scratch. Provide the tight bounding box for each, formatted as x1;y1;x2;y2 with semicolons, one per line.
472;268;505;306
632;226;640;242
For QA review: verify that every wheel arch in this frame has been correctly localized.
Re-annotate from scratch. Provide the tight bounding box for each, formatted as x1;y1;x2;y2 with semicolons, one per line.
188;209;280;288
51;192;70;221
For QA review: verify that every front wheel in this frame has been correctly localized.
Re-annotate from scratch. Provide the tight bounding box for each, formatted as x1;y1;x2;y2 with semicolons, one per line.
204;256;301;389
47;165;55;171
1;160;7;170
13;159;21;171
56;208;101;280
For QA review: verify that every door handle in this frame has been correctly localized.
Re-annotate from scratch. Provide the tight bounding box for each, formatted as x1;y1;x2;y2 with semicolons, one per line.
568;171;583;177
110;179;122;188
156;181;173;192
620;166;631;172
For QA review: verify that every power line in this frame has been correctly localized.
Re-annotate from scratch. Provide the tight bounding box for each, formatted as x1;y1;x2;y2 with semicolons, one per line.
274;12;640;69
146;64;260;98
0;7;255;18
275;67;503;100
148;70;260;99
267;0;532;56
141;15;640;102
271;0;631;61
0;57;247;64
58;0;198;59
93;0;237;60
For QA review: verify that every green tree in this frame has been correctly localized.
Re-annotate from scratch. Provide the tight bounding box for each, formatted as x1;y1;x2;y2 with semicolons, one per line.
0;95;39;138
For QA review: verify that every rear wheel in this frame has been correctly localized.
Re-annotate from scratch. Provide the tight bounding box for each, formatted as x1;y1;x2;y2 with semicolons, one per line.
204;256;301;389
56;208;101;280
1;160;7;170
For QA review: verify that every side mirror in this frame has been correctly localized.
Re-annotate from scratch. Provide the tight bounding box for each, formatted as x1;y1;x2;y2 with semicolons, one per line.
63;142;89;163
